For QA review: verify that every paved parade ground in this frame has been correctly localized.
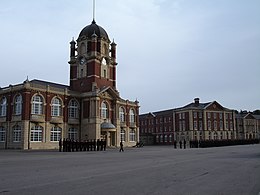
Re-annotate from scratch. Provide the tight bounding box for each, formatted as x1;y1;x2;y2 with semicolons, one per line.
0;144;260;195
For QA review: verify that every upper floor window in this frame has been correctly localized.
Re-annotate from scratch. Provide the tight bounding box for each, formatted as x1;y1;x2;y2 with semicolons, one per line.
51;97;62;117
14;94;22;115
193;112;197;119
13;125;21;142
68;99;79;119
0;97;7;117
129;109;135;123
31;95;43;115
207;112;211;119
101;102;108;119
119;107;125;122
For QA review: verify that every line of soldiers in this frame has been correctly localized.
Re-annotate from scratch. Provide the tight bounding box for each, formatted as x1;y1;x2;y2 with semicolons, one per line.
59;138;107;152
173;139;187;149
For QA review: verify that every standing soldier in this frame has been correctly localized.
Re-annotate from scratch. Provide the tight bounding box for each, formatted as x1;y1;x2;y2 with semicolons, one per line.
59;138;62;152
173;140;177;149
104;139;107;151
63;138;66;152
183;139;186;149
179;140;182;149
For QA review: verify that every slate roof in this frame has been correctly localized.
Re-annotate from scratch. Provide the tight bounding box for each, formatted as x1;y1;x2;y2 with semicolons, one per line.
30;79;68;89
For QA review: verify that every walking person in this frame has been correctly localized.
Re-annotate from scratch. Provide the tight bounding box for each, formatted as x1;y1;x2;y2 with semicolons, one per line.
119;141;124;152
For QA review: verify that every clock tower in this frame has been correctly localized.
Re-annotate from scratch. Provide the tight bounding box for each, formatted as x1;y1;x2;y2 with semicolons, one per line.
69;20;117;93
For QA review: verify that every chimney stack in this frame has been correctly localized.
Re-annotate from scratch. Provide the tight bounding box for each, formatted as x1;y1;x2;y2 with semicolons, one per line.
194;98;200;105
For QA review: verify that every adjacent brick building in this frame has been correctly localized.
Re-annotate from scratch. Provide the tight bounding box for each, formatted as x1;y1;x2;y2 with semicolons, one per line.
139;98;238;145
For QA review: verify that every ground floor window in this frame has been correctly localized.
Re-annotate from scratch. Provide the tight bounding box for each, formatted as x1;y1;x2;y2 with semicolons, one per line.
160;135;163;143
164;135;168;143
31;126;43;142
129;129;135;142
68;127;77;140
51;126;61;142
13;125;22;142
0;126;6;142
169;134;172;143
120;129;125;142
156;135;159;143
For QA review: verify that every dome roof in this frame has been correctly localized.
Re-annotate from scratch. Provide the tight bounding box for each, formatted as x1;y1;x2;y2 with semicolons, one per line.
78;20;109;41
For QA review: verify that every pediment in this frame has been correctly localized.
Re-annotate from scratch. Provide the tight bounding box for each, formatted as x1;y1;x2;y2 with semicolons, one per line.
244;113;255;119
98;86;120;100
205;101;224;111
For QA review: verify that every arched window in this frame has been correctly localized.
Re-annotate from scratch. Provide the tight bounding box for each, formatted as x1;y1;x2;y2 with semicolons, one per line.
0;126;6;142
31;95;43;115
101;102;108;119
68;127;77;140
13;125;22;142
14;94;22;115
129;109;135;123
120;129;125;142
68;99;79;119
119;107;125;122
31;126;43;142
51;97;62;116
0;97;7;117
50;126;61;142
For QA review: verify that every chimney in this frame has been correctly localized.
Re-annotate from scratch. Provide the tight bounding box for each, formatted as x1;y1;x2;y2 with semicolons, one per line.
194;98;200;105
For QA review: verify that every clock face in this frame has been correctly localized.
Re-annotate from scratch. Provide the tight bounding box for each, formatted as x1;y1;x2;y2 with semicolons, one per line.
80;57;86;65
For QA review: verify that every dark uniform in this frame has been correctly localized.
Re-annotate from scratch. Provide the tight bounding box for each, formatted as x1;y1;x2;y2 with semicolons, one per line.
119;141;124;152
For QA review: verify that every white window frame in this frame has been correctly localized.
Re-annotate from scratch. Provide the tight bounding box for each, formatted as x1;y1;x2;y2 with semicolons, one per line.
13;125;22;142
51;97;62;117
50;126;61;142
14;94;22;115
129;109;135;123
129;129;136;142
0;97;7;117
101;102;108;119
119;107;125;122
68;127;77;140
120;129;126;142
31;126;43;142
32;95;43;115
68;99;79;119
0;126;6;142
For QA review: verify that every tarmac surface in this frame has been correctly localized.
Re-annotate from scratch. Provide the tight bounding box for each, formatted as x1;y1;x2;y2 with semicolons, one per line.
0;144;260;195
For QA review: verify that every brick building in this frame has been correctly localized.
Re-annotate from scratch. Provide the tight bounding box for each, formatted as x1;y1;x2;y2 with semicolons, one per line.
139;98;237;145
0;19;139;149
236;112;259;140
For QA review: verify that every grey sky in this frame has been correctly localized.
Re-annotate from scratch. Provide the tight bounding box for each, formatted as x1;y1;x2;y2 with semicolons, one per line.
0;0;259;113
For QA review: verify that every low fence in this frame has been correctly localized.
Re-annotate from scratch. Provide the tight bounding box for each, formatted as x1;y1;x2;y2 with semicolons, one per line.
190;139;260;148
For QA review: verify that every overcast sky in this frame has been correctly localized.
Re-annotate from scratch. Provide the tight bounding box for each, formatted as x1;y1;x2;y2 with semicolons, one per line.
0;0;259;114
